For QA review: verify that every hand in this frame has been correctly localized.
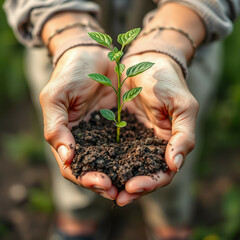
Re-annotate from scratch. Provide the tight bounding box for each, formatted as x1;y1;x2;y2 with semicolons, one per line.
116;52;199;206
39;46;118;200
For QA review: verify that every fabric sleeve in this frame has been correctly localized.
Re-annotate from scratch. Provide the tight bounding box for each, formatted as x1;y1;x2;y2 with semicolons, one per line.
3;0;100;47
124;0;240;78
156;0;240;42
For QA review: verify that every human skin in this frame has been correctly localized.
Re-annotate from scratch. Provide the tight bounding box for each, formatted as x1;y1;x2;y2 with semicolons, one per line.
116;3;205;206
116;52;198;205
40;3;205;204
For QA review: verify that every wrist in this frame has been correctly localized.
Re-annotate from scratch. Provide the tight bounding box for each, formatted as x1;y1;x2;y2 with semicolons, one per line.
41;12;102;56
126;52;184;79
145;3;205;62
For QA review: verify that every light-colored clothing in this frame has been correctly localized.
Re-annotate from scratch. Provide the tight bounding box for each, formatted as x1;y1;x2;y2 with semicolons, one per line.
3;0;239;46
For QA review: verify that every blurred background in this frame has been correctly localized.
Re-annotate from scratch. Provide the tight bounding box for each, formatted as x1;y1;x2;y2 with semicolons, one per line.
0;1;240;240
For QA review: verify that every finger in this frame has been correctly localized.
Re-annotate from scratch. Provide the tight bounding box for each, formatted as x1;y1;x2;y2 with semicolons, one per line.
98;186;118;200
81;171;112;191
165;97;199;172
81;176;118;201
125;171;175;194
40;86;75;165
116;190;142;207
53;148;117;200
52;147;82;184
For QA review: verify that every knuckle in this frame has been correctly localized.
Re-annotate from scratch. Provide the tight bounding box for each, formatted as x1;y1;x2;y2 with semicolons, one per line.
61;170;68;180
39;84;63;105
39;85;50;104
185;95;199;111
185;135;196;151
43;128;55;143
191;96;199;112
43;123;63;145
189;139;196;151
165;177;173;186
161;178;173;188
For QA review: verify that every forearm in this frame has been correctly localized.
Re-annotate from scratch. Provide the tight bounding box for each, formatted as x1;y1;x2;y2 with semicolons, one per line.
143;3;206;62
41;12;102;56
125;0;240;78
3;0;100;47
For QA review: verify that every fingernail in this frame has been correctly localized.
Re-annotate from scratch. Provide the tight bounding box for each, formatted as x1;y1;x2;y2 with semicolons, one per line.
92;185;105;191
57;145;69;162
100;192;114;200
174;154;184;171
119;200;134;207
134;189;144;193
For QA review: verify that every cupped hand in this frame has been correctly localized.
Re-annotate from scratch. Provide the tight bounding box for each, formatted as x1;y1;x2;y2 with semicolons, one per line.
39;46;118;200
116;52;199;206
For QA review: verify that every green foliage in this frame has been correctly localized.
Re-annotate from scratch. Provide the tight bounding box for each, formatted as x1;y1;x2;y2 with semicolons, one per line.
108;48;123;61
88;32;112;48
126;62;155;77
3;132;45;165
88;28;154;142
100;109;116;121
203;18;240;150
116;121;127;127
115;63;125;75
0;2;28;113
192;186;240;240
28;188;54;213
123;87;142;103
221;186;240;239
88;73;112;86
117;28;141;48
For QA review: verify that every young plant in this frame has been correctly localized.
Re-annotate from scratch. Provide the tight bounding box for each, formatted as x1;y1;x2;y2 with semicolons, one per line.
88;28;154;143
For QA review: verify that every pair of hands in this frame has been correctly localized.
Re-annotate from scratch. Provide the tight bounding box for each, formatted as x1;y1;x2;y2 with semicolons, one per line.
39;45;199;206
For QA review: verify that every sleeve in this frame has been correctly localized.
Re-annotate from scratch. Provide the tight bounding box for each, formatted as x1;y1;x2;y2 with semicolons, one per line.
124;0;240;78
3;0;100;47
156;0;240;42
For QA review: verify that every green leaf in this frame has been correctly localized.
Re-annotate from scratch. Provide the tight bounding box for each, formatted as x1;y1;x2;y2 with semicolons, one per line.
88;73;112;86
100;109;116;121
126;62;155;77
116;121;127;127
113;47;118;53
117;28;141;47
115;63;125;75
88;32;112;48
108;50;123;61
123;87;142;103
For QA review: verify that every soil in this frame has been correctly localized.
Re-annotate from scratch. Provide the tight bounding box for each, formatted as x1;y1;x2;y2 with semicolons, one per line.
71;109;168;190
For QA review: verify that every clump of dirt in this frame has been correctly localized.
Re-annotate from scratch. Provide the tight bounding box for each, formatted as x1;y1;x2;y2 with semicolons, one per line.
71;109;168;190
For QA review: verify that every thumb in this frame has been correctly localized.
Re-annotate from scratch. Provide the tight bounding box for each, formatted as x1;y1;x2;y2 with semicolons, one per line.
165;102;199;172
40;89;75;165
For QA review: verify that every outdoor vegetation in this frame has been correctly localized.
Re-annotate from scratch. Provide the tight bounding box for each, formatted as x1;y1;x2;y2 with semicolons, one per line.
0;1;240;239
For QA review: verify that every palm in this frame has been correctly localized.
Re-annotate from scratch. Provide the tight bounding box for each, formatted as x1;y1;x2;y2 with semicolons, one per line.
116;52;198;205
40;46;118;200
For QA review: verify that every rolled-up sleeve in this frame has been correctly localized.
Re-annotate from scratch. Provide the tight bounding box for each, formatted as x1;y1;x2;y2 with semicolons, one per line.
157;0;240;42
3;0;100;47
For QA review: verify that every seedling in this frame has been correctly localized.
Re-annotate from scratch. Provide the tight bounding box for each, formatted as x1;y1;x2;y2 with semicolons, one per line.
88;28;154;143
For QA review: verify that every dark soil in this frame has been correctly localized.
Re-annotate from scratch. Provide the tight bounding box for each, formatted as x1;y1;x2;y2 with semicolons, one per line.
71;109;168;190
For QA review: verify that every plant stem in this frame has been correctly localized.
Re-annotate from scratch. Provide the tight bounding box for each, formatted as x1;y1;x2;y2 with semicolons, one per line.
116;60;121;143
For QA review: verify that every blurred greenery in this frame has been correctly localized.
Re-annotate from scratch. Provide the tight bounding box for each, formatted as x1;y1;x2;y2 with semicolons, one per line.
3;132;46;165
1;1;240;239
0;1;28;113
204;18;240;150
28;187;54;213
